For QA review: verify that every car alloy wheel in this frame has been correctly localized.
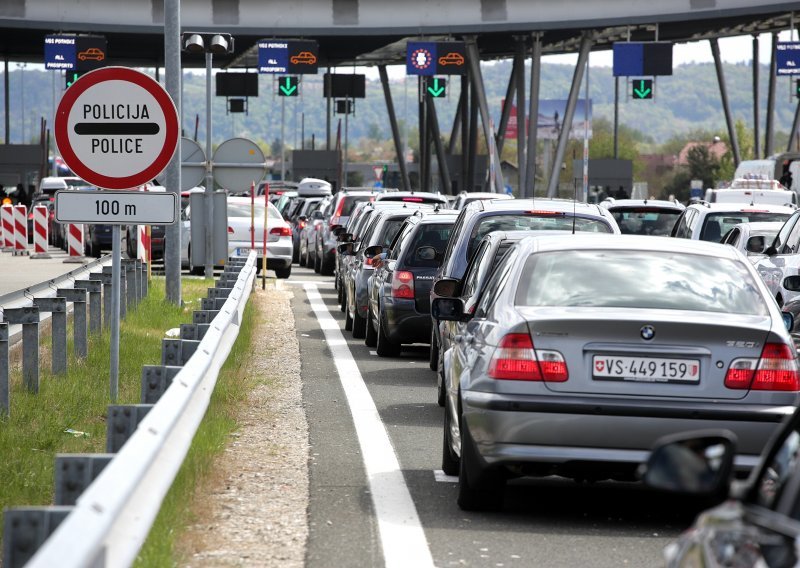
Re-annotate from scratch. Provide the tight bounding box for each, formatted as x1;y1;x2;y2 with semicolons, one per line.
364;306;377;348
442;406;460;476
457;414;505;512
429;327;439;372
376;311;401;357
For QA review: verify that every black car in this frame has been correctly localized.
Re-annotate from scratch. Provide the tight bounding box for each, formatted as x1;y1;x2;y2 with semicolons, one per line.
366;208;459;356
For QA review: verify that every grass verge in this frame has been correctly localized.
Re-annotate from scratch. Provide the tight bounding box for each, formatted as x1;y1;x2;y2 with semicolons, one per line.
134;286;258;566
0;277;212;552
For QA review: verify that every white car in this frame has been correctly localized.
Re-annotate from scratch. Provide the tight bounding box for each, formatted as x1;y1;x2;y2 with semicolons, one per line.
753;209;800;305
671;202;794;242
181;195;293;278
720;221;784;261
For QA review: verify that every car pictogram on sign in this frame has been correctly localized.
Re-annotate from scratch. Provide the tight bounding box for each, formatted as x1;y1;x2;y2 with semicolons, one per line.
78;48;105;62
438;52;464;66
290;51;317;65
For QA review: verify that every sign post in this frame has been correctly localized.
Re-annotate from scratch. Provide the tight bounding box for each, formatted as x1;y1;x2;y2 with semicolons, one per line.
54;67;179;401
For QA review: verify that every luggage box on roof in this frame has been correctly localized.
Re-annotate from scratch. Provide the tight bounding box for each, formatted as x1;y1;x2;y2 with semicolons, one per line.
298;178;333;197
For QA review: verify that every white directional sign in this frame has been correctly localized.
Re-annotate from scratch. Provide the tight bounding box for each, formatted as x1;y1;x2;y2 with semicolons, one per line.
54;190;178;225
55;67;179;190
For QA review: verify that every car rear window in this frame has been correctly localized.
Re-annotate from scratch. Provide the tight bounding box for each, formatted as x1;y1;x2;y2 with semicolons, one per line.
341;195;375;216
227;202;282;220
403;223;454;268
610;208;682;236
516;250;768;315
468;213;612;259
700;211;791;242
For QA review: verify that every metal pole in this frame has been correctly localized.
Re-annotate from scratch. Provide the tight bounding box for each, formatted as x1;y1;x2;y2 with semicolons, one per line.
547;34;593;198
613;77;619;159
326;68;332;151
0;324;7;416
466;37;505;192
710;38;741;166
3;57;8;144
281;96;286;180
753;35;761;159
427;95;452;194
418;77;426;191
515;36;527;194
766;32;778;158
164;0;182;305
378;65;411;192
467;76;478;192
344;98;349;186
787;100;800;154
204;52;215;278
461;75;469;192
110;225;121;401
582;55;590;203
526;33;542;199
448;93;463;155
495;56;518;155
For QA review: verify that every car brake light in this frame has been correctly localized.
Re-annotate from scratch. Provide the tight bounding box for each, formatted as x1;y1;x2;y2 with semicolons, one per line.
270;226;292;237
365;256;373;266
725;342;800;391
391;270;415;299
227;226;234;234
488;333;568;382
330;199;346;227
402;197;424;202
299;220;306;229
527;210;565;216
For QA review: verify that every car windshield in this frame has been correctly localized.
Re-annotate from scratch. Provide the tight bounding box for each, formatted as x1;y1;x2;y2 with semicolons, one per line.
700;211;791;242
610;208;682;236
516;250;768;316
467;213;612;260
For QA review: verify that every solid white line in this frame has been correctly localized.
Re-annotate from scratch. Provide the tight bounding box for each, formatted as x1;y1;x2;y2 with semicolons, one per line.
433;470;458;483
305;284;434;568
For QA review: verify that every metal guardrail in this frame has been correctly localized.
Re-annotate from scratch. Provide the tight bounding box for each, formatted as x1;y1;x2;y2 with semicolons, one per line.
24;251;257;567
0;255;113;344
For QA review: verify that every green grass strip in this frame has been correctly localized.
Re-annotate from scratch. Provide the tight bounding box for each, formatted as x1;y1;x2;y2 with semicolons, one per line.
0;277;212;551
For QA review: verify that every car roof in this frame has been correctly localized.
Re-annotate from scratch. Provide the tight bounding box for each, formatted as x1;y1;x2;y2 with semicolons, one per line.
604;199;685;210
688;202;796;213
470;197;608;215
520;233;742;260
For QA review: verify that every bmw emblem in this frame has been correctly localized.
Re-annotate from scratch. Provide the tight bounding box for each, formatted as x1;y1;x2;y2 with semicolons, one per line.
640;325;655;341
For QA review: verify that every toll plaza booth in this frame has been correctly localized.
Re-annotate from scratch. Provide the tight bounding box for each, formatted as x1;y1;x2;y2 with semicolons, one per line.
0;144;46;203
573;158;633;202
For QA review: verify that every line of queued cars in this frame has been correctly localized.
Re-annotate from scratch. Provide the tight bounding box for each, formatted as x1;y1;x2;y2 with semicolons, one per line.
303;182;800;564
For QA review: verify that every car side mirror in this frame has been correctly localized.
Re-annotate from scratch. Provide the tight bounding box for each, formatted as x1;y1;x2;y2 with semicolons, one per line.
337;232;353;243
782;311;795;332
784;275;800;292
312;211;324;220
746;235;766;254
431;297;470;322
416;245;437;261
337;242;354;255
433;277;460;298
641;431;736;496
332;226;345;237
364;245;383;258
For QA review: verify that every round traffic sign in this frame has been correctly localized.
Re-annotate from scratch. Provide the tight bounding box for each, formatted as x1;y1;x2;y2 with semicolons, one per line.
55;67;179;190
212;137;266;192
156;137;206;191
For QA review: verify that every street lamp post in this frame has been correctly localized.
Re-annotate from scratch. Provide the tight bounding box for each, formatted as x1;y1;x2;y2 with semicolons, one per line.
181;32;234;278
19;63;26;143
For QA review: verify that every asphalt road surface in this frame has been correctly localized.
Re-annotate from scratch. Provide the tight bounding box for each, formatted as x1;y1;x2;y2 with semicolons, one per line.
288;265;709;568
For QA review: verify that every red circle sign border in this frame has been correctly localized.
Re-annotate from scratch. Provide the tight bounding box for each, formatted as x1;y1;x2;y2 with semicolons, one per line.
55;67;179;190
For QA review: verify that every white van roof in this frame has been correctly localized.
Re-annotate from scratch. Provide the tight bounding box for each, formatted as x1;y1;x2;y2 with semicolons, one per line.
705;187;797;207
297;178;332;197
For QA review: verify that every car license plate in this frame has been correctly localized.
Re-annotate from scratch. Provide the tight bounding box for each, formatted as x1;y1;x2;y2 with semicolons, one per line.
235;247;250;256
593;356;700;383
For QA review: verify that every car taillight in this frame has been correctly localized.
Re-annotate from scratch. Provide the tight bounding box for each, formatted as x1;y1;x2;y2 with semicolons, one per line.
299;220;306;229
725;342;800;391
391;270;415;299
330;199;345;227
227;226;234;234
270;226;292;237
488;333;568;382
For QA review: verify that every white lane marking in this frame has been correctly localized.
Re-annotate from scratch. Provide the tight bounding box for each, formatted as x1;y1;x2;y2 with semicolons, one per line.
305;284;434;568
369;350;378;356
287;279;335;286
433;470;458;483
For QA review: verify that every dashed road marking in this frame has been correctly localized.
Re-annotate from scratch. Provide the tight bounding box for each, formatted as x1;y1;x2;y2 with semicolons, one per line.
433;470;458;483
304;284;434;568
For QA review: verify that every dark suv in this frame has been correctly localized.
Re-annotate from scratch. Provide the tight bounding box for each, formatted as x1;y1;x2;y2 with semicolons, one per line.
366;208;459;356
316;188;385;275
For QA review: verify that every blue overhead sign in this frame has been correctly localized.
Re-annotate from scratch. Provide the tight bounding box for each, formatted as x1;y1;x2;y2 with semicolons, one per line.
777;42;800;75
613;42;673;77
258;40;319;74
44;35;107;72
406;42;466;76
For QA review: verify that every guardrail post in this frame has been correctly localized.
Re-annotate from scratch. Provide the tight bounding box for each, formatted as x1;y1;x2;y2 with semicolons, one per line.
201;297;227;311
192;310;219;324
2;507;73;568
123;259;138;309
54;454;114;506
141;365;182;404
180;323;210;341
161;339;200;366
75;279;102;334
135;259;144;301
102;266;126;320
208;287;232;301
57;288;88;359
33;297;67;376
4;307;39;392
216;273;239;288
0;323;8;416
141;261;149;298
106;404;153;453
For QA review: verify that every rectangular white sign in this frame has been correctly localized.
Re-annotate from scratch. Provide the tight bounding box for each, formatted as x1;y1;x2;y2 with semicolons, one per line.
55;190;178;225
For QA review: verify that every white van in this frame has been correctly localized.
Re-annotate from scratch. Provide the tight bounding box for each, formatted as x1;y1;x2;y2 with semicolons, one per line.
734;153;800;193
705;178;798;207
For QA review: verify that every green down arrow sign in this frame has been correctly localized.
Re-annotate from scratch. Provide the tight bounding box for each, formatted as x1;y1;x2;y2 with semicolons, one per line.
427;77;446;98
279;76;299;97
632;79;653;100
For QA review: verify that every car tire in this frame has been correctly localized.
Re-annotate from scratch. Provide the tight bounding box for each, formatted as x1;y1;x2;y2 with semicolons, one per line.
292;245;300;263
299;243;307;267
376;311;401;357
188;246;204;276
314;250;322;273
344;302;353;331
442;406;460;476
91;239;101;258
429;327;439;372
457;414;505;512
365;307;378;348
437;353;446;407
337;279;344;306
275;265;291;279
321;256;335;276
352;307;367;339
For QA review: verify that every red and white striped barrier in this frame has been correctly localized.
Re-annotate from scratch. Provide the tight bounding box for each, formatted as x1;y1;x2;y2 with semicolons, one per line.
13;204;27;254
32;205;50;257
137;225;151;263
2;204;14;250
67;224;84;258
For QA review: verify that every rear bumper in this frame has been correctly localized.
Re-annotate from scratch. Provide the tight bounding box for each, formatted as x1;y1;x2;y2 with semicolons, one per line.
461;391;792;471
383;297;432;344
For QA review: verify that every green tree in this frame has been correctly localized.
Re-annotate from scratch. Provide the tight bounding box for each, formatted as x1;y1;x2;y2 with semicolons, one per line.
663;145;720;201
